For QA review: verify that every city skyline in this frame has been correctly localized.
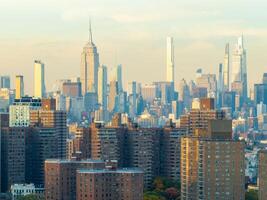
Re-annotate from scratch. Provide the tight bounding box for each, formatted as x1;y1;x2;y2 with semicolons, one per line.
2;1;267;200
1;1;267;94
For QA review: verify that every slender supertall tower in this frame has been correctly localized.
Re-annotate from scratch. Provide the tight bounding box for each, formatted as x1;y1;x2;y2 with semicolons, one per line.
232;36;247;100
223;43;230;91
34;60;46;98
15;75;24;99
166;36;174;83
218;63;223;93
80;20;100;95
114;64;123;93
97;65;108;110
217;64;223;108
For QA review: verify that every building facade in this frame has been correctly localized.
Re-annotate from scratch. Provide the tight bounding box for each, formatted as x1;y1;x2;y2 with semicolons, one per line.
180;120;245;200
97;65;107;111
9;97;41;127
30;109;67;159
34;60;46;98
45;159;106;200
15;75;24;99
258;149;267;200
76;168;143;200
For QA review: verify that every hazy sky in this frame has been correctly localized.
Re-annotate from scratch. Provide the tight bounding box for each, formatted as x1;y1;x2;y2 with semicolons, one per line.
1;0;267;95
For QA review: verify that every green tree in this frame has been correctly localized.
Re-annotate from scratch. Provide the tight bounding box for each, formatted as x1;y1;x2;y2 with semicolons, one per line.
153;177;165;192
245;190;258;200
144;191;166;200
18;194;43;200
147;177;181;200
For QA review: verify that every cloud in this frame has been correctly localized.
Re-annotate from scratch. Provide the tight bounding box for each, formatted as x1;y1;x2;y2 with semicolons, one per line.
61;8;98;21
171;23;267;39
110;8;221;23
111;13;162;23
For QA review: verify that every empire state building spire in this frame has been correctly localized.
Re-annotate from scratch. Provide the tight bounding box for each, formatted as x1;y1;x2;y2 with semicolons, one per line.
89;19;93;44
80;19;99;95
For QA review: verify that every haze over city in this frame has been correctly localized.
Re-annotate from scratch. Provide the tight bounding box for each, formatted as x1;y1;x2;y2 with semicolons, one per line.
1;0;267;94
2;1;267;200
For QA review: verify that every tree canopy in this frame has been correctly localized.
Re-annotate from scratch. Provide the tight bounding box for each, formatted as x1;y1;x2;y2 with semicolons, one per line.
18;194;43;200
245;190;258;200
145;177;181;200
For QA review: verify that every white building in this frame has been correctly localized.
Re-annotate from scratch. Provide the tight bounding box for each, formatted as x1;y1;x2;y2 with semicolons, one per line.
166;36;174;83
232;36;247;99
9;97;41;127
34;60;46;98
11;183;44;200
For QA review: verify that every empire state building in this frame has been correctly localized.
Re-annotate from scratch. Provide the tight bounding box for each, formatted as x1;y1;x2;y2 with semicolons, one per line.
80;22;100;95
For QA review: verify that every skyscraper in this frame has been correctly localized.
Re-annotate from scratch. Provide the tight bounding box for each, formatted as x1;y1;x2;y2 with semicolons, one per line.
116;64;123;93
218;63;223;93
34;60;46;98
223;43;230;91
181;120;245;200
254;74;267;106
263;73;267;84
166;36;174;83
232;36;247;100
15;75;24;99
108;80;118;113
0;76;10;89
218;63;223;107
80;21;99;95
97;65;107;110
128;81;137;118
178;79;191;109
